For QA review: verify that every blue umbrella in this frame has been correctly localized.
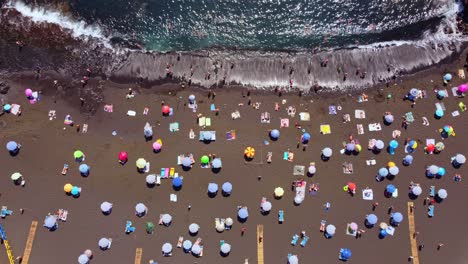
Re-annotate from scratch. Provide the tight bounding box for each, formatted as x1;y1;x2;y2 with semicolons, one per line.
270;129;280;139
78;254;89;264
71;186;80;196
380;229;387;238
437;90;446;98
79;164;89;175
403;155;413;165
188;94;196;102
366;214;378;225
340;248;352;260
346;143;355;152
392;212;403;223
222;182;232;194
203;131;212;140
435;109;444;118
183;240;192;250
389;140;398;149
437;167;446;176
144;125;153;138
302;133;311;143
212;158;222;169
238;208;248;219
208;183;218;193
386;184;396;194
182;157;192;167
44;216;57;229
444;73;452;81
384;114;394;124
378;168;389;177
6;141;17;151
410;88;419;97
173;177;183;187
389;166;399;176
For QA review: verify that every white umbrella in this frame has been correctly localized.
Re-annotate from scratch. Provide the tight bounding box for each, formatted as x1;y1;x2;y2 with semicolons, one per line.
183;240;192;250
412;186;422;196
322;147;332;157
162;243;173;254
294;196;303;204
162;214;172;225
220;243;231;254
189;223;200;234
191;244;201;255
428;165;439;175
100;202;112;212
84;249;93;258
44;216;57;229
216;222;225;232
261;201;272;212
289;255;299;264
437;189;448;199
98;238;110;249
225;218;233;226
375;140;384;150
389;166;399;176
326;225;336;235
78;254;89;264
146;174;156;184
455;154;466;164
308;165;316;174
135;203;146;214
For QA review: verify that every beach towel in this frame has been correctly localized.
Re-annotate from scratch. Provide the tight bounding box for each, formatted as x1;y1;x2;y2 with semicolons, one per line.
10;104;21;115
198;117;206;127
405;112;414;123
143;107;149;115
452;111;460;117
329;105;337;115
299;112;310;121
342;114;351;123
355;110;366;119
205;118;211;127
231;110;240;119
226;130;236;140
435;102;446;111
280;118;289;128
169;122;179;132
357;124;364;135
293;165;305;176
362;189;373;200
261;112;271;123
452;87;460;96
392;130;401;138
210;104;216;111
345;224;357;237
342;162;353;174
366;159;376;166
104;104;113;113
199;131;216;141
459;69;465;79
368;123;382;131
320;125;331;134
127;110;136;116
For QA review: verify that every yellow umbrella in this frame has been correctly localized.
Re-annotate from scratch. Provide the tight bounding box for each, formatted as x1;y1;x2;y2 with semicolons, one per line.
64;183;73;193
136;158;147;169
355;144;362;153
387;161;396;168
274;187;285;198
156;139;163;146
244;147;255;158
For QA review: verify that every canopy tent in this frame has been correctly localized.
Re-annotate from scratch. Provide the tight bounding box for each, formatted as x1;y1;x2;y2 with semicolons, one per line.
189;223;200;234
98;238;110;249
326;224;336;235
391;212;403;223
212;158;222;169
220;243;231;254
412;186;422;196
261;201;272;212
238;208;249;219
322;147;332;157
438;189;448;199
208;183;218;193
162;214;172;225
222;182;233;194
78;254;89;264
100;202;112;212
162;243;173;254
366;214;378;225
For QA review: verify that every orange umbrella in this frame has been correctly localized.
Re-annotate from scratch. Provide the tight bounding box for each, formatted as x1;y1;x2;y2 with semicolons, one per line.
244;147;255;158
64;183;73;193
347;182;356;191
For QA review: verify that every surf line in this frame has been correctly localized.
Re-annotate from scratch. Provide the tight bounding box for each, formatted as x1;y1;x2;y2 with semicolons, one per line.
134;248;143;264
407;202;420;264
257;225;264;264
22;221;38;264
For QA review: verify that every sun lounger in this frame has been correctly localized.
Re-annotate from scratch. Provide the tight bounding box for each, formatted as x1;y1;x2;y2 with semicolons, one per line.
368;123;382;131
428;205;434;217
280;118;289;127
320;124;331;134
300;236;309;247
430;186;435;197
177;236;183;248
291;234;299;246
57;209;68;221
62;164;69;175
357;124;364;135
205;118;211;127
320;220;326;232
355;109;366;119
189;129;195;139
198;117;206;127
170;168;175;177
278;210;284;223
199;131;216;141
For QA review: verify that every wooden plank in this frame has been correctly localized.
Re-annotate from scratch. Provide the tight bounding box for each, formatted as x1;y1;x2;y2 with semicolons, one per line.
134;248;143;264
22;221;38;264
407;202;420;264
257;225;264;264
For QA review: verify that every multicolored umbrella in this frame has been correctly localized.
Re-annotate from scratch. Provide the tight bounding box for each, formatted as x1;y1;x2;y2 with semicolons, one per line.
244;147;255;158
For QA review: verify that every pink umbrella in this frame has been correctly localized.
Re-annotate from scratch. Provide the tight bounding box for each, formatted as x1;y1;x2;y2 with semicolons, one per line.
152;142;161;151
458;84;468;93
118;151;128;162
350;222;358;231
25;88;33;97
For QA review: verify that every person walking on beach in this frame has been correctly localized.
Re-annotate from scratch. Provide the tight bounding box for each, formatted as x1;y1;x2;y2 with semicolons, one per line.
388;205;393;214
241;227;247;236
437;243;444;250
372;202;379;211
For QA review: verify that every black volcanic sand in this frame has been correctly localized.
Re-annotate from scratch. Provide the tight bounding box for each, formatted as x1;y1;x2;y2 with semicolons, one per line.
0;61;467;264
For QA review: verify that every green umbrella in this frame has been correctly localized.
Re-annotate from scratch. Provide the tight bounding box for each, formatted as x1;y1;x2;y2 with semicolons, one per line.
74;150;84;159
146;222;155;234
11;172;22;181
136;158;147;169
201;155;209;164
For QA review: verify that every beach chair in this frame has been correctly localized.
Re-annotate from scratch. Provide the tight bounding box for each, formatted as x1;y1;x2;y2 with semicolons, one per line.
300;236;309;247
156;176;161;185
320;220;326;232
278;210;284;223
428;205;434;217
0;206;12;218
430;186;435;197
159;214;164;225
291;234;299;246
177;236;183;248
267;152;272;163
125;221;135;233
57;209;68;221
458;69;465;79
357;124;364;135
194;238;202;246
62;164;69;175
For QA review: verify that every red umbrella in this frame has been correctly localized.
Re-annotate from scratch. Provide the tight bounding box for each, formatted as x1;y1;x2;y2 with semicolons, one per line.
162;105;170;115
426;144;435;153
347;182;356;191
119;151;128;162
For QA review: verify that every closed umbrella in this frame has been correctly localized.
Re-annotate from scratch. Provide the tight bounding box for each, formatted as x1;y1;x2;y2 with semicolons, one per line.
270;129;280;139
403;155;414;165
346;143;355;152
79;164;89;175
384;114;394;124
182;157;192;167
78;254;89;264
162;243;172;254
6;141;18;151
162;214;172;225
100;202;112;213
203;131;212;140
261;201;272;212
366;214;378;225
98;238;110;249
386;184;396;194
136;158;146;169
220;243;231;254
274;187;284;198
238;208;248;219
391;212;403;223
375;140;384;150
212;158;222;168
11;172;22;181
389;166;399;176
191;244;201;255
44;216;57;229
173;177;183;188
326;224;336;235
308;165;316;174
378;168;388;177
437;189;448;199
135;203;146;214
289;255;299;264
428;165;439;175
225;218;233;226
208;183;218;193
222;182;233;194
412;186;422;196
146;174;156;184
183;240;192;251
189;223;199;234
322;147;332;157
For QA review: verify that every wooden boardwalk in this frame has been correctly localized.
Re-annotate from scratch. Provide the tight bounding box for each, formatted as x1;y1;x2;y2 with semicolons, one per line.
257;225;264;264
134;248;142;264
22;221;38;264
407;202;420;264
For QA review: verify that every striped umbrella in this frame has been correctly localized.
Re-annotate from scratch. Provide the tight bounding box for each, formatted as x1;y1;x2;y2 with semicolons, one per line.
244;147;255;158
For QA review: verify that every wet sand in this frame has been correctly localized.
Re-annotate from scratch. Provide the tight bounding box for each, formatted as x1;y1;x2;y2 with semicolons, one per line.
0;57;467;264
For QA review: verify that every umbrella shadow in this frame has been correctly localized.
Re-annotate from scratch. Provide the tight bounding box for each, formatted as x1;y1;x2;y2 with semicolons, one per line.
208;192;217;198
182;166;192;172
364;221;375;229
102;210;112;216
212;167;221;174
386;175;396;181
237;216;247;223
372;149;382;155
8;150;20;157
321;155;330;161
408;193;418;200
260;210;270;216
307;172;315;178
222;191;231;197
146;183;156;188
173;185;182;191
144;135;153;142
220;251;230;257
189;231;198;237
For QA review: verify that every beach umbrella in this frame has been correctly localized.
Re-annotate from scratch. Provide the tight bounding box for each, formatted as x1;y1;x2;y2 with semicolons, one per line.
444;73;452;81
435;109;444;118
437;189;448;199
84;249;93;258
244;147;255;158
79;164;89;175
162;214;172;225
136;158;146;169
366;214;378;225
144;123;153;138
11;172;22;181
274;187;284;198
71;186;80;196
270;129;280;139
135;203;146;214
146;222;155;234
221;243;231;254
162;243;172;254
73;150;84;160
347;182;356;192
380;229;387;238
443;125;454;134
301;132;311;143
203;131;212;141
412;186;422;196
208;183;218;193
346;143;355;152
355;144;362;153
380;222;388;230
428;165;439;175
403;155;414;165
191;244;201;255
118;151;128;162
289;255;299;264
212;158;222;168
437;90;446;99
44;216;57;229
340;248;352;260
384;114;394;124
389;166;399;176
261;201;272;212
410;88;419;97
189;223;199;234
201;155;210;164
173;177;183;188
455;154;466;164
64;183;73;193
25;88;33;97
162;105;170;115
152;141;162;151
100;202;112;212
182;157;192;167
378;168;388;177
389;140;398;149
188;94;196;102
375;140;384;150
146;174;156;184
350;222;358;231
435;142;445;152
3;104;10;112
6;141;18;152
78;254;89;264
326;224;336;235
322;147;332;157
437;167;446;177
216;221;225;232
408;140;417;149
225;218;233;226
391;212;403;223
308;165;316;175
222;182;233;194
98;238;110;249
386;184;396;194
183;240;192;251
238;208;249;219
387;161;396;168
294;196;304;204
459;84;468;93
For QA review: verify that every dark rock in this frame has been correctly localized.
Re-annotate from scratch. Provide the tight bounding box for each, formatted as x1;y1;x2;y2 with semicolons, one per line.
0;80;10;94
